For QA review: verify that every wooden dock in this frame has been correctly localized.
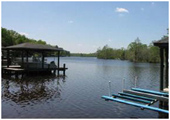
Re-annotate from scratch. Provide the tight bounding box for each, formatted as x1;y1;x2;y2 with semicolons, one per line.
2;43;69;78
2;65;21;68
3;67;25;78
2;65;68;78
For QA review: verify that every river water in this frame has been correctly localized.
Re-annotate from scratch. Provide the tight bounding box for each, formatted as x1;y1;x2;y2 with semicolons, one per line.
2;57;161;118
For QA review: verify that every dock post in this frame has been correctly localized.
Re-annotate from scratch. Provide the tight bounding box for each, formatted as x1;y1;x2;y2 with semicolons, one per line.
7;50;9;68
63;64;66;76
165;48;168;88
21;50;24;67
135;76;137;88
57;51;60;76
109;81;111;97
122;78;125;91
26;50;29;75
21;71;23;78
15;72;18;78
160;48;164;91
42;51;44;69
54;69;56;74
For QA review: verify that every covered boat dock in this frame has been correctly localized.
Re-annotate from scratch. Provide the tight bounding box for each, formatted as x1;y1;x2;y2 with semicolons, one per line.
2;43;68;78
154;36;169;92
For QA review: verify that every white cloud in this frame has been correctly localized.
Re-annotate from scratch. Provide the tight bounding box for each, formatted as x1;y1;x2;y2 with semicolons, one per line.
68;20;74;24
115;7;129;13
19;32;29;36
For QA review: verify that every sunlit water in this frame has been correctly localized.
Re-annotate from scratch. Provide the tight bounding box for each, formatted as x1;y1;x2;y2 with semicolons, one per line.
2;57;161;118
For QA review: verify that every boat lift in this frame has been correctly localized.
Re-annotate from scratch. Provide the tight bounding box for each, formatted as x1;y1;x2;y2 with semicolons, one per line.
102;83;169;114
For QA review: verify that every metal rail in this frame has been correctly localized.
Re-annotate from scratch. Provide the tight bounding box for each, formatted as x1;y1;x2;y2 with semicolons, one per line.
131;88;169;96
123;89;168;102
118;92;156;102
102;96;169;114
112;94;152;104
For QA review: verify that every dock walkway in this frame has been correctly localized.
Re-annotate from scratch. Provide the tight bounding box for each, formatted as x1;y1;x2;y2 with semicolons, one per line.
3;67;25;78
2;65;68;78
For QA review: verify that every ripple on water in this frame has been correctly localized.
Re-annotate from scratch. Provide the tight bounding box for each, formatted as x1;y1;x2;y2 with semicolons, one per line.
2;57;161;118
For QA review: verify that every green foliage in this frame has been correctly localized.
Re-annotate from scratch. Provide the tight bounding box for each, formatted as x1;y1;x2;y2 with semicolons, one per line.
61;51;71;57
2;27;160;62
127;37;149;62
97;45;126;60
1;27;70;56
148;42;160;63
71;53;96;57
97;38;160;63
2;27;44;46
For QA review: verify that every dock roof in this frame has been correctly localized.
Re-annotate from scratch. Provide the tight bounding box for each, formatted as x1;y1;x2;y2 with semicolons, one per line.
5;43;63;51
154;36;169;48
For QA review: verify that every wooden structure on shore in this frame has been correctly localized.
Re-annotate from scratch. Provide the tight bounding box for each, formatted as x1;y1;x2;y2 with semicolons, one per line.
154;36;169;118
154;36;169;91
2;43;68;78
102;36;169;117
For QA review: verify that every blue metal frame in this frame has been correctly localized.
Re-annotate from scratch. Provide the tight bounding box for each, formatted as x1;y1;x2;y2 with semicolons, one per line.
102;95;169;114
118;92;157;102
112;93;152;104
131;88;169;96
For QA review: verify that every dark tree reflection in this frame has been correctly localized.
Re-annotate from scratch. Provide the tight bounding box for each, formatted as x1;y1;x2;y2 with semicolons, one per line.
2;75;66;106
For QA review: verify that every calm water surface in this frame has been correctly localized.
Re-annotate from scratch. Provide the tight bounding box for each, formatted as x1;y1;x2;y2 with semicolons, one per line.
2;57;161;118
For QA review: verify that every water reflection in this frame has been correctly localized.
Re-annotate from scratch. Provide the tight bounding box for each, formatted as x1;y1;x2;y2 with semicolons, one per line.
126;62;160;90
2;57;162;118
2;75;66;107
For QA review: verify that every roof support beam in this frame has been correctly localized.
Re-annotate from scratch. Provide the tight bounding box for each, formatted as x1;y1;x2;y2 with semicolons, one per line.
26;50;29;70
160;48;164;91
42;51;44;69
21;50;24;67
57;51;60;76
165;47;168;88
7;49;9;68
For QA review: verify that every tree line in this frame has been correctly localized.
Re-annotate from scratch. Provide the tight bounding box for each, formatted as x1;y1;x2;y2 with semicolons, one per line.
71;53;96;57
2;27;47;46
97;37;160;63
1;27;70;56
2;27;164;63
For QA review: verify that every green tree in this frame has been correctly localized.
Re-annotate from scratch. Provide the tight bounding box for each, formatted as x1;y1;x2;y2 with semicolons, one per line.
148;42;160;63
97;45;115;59
127;37;146;62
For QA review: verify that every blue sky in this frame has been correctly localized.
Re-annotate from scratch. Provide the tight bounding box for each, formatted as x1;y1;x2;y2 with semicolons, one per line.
1;1;169;53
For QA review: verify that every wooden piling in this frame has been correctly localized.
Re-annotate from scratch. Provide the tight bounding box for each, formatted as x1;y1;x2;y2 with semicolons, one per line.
21;50;24;67
63;64;66;76
42;52;44;69
57;51;60;76
165;48;168;88
7;50;9;68
160;48;164;91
